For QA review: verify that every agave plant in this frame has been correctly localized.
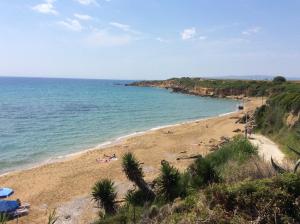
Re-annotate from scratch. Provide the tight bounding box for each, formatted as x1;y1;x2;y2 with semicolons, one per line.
122;152;155;201
157;160;182;202
271;146;300;174
92;179;117;215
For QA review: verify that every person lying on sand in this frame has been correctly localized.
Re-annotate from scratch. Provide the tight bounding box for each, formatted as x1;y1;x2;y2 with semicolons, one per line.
103;153;117;159
96;154;117;163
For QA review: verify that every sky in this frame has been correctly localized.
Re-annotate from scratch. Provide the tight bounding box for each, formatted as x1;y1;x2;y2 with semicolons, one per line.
0;0;300;80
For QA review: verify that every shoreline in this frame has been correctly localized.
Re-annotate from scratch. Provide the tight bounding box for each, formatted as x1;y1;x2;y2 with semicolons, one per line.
1;97;259;224
0;106;239;178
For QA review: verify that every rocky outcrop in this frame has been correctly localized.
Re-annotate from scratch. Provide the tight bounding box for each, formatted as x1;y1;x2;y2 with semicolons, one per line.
127;80;245;99
286;111;300;128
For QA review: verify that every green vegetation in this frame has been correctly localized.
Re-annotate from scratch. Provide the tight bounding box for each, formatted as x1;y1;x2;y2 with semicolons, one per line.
273;75;287;83
205;173;300;223
254;80;300;159
92;76;300;223
156;161;186;202
93;137;287;223
206;136;257;169
169;77;271;96
0;214;8;224
92;179;118;215
188;156;220;188
47;209;59;224
158;173;300;224
122;152;156;201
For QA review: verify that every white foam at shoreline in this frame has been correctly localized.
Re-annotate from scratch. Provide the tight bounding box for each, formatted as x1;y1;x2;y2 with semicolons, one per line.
0;108;239;177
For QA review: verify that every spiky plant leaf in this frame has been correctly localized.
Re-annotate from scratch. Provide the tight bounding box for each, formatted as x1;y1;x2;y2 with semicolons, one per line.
294;159;300;173
122;153;155;201
92;179;117;215
288;146;300;157
122;153;144;183
157;161;182;202
47;209;59;224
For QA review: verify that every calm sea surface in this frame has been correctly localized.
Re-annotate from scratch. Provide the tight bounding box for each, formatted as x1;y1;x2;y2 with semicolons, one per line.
0;77;238;174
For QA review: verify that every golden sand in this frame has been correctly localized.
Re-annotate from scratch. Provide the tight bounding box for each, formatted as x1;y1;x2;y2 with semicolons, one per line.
0;97;262;224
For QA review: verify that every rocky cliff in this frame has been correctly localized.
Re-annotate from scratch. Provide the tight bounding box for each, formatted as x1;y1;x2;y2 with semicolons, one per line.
127;79;247;99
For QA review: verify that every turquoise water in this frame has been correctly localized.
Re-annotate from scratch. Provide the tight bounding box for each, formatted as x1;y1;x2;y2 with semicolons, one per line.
0;77;238;174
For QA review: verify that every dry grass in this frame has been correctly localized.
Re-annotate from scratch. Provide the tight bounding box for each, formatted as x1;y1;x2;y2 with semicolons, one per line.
221;156;276;183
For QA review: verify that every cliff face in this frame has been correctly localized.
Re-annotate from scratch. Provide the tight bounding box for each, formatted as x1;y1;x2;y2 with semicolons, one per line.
127;80;246;98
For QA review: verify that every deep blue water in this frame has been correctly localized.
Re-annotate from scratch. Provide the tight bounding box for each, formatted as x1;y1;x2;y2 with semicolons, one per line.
0;77;238;173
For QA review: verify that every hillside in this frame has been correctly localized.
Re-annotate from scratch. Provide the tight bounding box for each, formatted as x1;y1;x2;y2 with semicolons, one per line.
87;77;300;224
128;77;299;98
93;137;300;224
130;77;300;158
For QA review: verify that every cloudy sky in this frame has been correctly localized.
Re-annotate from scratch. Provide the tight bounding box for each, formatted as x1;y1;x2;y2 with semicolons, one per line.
0;0;300;79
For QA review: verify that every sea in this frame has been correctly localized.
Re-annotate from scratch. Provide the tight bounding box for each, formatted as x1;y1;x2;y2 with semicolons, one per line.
0;77;238;174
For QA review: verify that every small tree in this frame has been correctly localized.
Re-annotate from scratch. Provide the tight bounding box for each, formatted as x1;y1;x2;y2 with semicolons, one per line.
157;161;182;202
92;179;117;215
122;153;155;201
273;76;286;83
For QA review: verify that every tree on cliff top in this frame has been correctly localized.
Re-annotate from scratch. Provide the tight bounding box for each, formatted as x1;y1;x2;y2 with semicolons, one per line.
273;76;286;83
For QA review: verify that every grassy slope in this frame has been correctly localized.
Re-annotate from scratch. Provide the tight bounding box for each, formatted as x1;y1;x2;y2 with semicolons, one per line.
254;82;300;159
135;77;300;158
95;137;300;224
94;78;300;223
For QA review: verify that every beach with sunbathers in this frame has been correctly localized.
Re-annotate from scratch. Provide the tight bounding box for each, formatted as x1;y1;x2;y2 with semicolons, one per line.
0;98;262;223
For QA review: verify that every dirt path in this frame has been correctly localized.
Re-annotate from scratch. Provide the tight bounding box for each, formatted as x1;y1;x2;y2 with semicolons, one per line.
250;134;285;164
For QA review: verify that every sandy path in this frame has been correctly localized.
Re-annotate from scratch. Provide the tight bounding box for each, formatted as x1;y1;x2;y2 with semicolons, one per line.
0;97;263;224
250;134;285;164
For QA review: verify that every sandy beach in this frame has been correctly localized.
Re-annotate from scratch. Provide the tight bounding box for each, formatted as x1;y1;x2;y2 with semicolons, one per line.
0;97;263;224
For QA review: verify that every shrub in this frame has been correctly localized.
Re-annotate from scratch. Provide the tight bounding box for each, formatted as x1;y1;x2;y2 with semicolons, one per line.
206;136;257;169
125;189;150;207
221;157;275;183
156;161;183;202
273;76;286;83
92;179;118;215
205;173;300;223
188;156;220;188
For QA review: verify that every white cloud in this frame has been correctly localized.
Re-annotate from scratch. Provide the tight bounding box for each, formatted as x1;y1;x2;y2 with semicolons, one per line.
58;19;83;32
181;27;196;40
199;36;207;40
110;22;130;32
74;13;92;20
32;0;58;15
242;26;261;35
86;30;132;47
109;22;141;35
75;0;99;6
156;37;170;43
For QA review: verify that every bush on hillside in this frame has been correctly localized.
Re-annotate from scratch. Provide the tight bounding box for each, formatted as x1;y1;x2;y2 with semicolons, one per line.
273;76;286;83
188;156;220;188
205;173;300;223
205;136;258;169
156;161;184;202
